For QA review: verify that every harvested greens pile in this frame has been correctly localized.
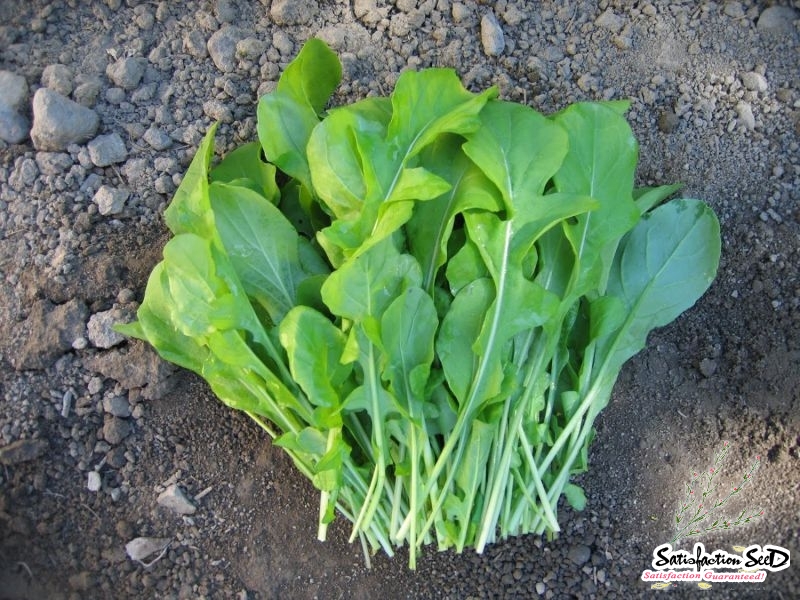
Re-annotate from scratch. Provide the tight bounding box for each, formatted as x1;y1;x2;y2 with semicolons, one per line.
119;39;721;568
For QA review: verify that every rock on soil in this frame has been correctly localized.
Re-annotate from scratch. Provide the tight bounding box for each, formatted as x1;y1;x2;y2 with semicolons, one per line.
0;439;49;465
87;132;127;167
0;70;30;143
157;483;197;515
480;13;505;57
12;299;88;370
757;6;798;33
92;184;129;215
30;88;99;151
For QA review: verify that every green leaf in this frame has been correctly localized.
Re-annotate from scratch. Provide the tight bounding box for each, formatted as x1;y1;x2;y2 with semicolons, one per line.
279;306;353;412
257;92;319;191
380;287;439;411
552;102;641;296
599;199;721;376
320;238;421;325
407;135;503;292
633;183;684;214
210;181;328;323
163;123;218;237
277;38;342;115
314;69;496;261
564;483;587;511
209;141;280;203
462;100;569;214
437;278;496;404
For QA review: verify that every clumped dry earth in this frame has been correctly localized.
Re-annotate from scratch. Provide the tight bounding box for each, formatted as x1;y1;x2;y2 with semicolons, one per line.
0;1;798;599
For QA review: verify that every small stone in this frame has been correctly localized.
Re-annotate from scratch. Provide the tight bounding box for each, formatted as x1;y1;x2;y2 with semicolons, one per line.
757;6;797;33
93;185;129;216
105;87;126;105
270;0;317;26
184;29;209;59
157;484;197;515
503;6;525;26
658;109;679;133
236;37;267;60
0;70;29;111
203;99;233;122
87;471;102;492
699;358;717;377
88;308;129;348
452;3;473;23
535;582;546;595
106;57;147;90
87;132;127;167
125;537;171;562
142;126;172;150
13;299;88;370
0;439;49;465
103;416;132;445
31;88;99;151
41;64;74;96
595;8;624;33
207;26;244;73
723;1;745;19
35;151;74;175
480;13;505;57
215;0;237;23
103;396;131;418
736;101;756;130
0;105;29;144
741;71;768;93
568;544;592;566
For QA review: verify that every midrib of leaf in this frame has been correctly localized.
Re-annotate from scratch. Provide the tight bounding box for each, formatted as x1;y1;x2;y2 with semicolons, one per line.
421;168;467;292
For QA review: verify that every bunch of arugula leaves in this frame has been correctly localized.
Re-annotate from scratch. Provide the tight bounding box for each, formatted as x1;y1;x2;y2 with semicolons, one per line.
118;39;721;568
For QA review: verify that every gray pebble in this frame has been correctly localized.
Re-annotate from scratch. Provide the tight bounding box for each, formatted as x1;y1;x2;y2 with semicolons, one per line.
270;0;317;26
756;6;797;32
723;1;745;19
0;105;29;144
567;544;592;566
88;132;127;167
93;185;129;216
87;470;102;492
0;439;49;465
30;88;99;151
215;0;237;23
741;71;768;93
106;57;147;90
105;87;126;104
143;126;172;150
41;64;74;96
203;99;233;123
88;308;129;348
125;537;170;561
207;26;244;73
0;70;29;111
8;157;38;191
73;77;102;107
184;29;209;59
157;483;197;515
236;37;267;60
103;396;131;418
736;101;756;130
595;9;624;33
535;581;546;595
481;13;505;57
35;152;74;175
699;358;717;377
103;416;131;445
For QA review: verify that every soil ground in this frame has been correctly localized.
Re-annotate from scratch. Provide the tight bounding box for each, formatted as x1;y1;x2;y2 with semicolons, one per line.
0;1;798;599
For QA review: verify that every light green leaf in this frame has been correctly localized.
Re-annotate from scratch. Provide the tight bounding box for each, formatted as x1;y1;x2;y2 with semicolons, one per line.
552;102;641;296
633;183;684;214
564;483;587;511
279;306;352;410
380;287;439;410
407;135;503;292
462;100;569;214
163;123;218;237
277;37;342;115
210;181;328;323
209;142;280;203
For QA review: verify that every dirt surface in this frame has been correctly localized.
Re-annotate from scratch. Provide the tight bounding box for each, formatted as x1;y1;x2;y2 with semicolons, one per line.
1;1;798;599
